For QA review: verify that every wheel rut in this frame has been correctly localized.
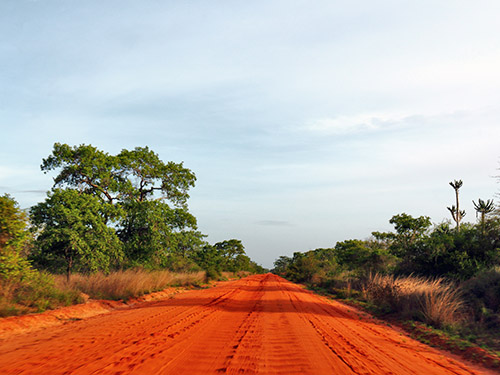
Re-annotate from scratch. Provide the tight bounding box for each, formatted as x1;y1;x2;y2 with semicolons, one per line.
0;274;490;374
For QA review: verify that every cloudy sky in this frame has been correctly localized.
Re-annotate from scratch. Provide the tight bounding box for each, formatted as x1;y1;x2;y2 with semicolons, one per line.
1;1;499;267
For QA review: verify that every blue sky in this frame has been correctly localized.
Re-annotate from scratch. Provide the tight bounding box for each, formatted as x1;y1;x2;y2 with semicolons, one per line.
1;1;500;268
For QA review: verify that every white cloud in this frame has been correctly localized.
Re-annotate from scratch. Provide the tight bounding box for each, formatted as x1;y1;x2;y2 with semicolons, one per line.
301;112;409;135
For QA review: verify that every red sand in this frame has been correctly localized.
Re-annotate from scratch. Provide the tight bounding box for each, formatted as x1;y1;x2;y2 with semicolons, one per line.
0;274;492;374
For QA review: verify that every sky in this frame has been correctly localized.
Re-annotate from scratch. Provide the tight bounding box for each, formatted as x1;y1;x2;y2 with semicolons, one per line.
1;1;500;268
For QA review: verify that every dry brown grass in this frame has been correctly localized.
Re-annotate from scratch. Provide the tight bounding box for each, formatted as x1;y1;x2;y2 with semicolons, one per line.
364;273;464;327
55;269;206;301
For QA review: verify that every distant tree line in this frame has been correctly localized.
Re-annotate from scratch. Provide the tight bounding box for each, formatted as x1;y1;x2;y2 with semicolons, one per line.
274;180;499;283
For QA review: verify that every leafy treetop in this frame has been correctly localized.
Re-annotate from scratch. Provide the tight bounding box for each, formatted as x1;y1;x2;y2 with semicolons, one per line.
41;143;196;207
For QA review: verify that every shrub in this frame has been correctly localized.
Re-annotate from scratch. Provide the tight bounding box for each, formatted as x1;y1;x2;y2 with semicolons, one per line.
15;271;82;311
0;270;82;316
461;267;500;329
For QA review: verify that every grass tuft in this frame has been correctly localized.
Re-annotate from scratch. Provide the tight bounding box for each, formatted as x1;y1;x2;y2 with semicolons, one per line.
55;269;207;301
364;273;464;328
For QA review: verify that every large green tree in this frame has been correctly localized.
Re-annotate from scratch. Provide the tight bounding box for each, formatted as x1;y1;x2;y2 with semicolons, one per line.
41;143;196;208
35;143;200;270
30;189;123;281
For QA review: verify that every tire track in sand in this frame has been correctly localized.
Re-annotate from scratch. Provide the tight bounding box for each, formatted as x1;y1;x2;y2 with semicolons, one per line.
0;274;492;374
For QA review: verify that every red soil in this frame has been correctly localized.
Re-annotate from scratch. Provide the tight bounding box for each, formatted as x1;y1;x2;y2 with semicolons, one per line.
0;274;492;374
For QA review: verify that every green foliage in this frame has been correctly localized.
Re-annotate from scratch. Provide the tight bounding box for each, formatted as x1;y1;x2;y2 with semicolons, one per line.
118;199;203;268
461;267;500;329
41;143;196;207
0;195;81;316
370;213;499;279
334;239;393;275
193;239;260;279
473;198;495;232
0;195;34;284
273;255;293;275
0;194;29;251
30;189;123;280
0;251;35;284
271;181;500;354
194;244;223;278
373;213;432;257
0;144;267;316
117;146;196;206
273;240;396;285
33;143;204;272
13;271;82;312
41;143;122;204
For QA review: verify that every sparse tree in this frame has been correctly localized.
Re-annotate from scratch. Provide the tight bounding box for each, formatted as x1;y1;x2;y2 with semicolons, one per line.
447;180;465;232
473;198;495;231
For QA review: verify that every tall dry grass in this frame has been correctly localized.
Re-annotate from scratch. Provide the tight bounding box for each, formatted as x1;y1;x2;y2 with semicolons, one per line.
364;273;464;328
55;269;206;301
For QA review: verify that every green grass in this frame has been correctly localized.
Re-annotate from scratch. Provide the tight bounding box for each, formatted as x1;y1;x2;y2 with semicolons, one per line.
0;271;82;317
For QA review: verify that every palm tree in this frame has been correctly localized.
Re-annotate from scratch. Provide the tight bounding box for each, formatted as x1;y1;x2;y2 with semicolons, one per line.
472;198;495;231
447;180;465;232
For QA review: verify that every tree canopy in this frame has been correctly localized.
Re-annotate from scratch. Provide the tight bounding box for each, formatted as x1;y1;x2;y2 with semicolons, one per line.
29;143;263;278
41;143;196;208
30;189;123;280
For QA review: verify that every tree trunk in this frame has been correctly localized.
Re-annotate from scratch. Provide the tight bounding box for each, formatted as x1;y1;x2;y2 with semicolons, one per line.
66;255;73;283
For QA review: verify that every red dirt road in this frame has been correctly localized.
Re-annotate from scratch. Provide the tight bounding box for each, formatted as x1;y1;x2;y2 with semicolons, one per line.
0;274;490;374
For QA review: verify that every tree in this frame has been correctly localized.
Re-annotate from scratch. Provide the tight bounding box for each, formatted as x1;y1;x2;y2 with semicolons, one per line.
41;143;196;208
473;198;495;231
194;244;224;279
334;239;388;275
117;147;196;206
41;143;122;205
448;180;465;232
117;200;201;267
273;256;293;275
213;239;246;271
0;194;29;252
0;194;34;283
37;143;199;269
193;239;252;277
30;189;123;281
373;213;431;257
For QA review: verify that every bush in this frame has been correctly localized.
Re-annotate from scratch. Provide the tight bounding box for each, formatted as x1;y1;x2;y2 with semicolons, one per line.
461;267;500;329
0;270;82;316
15;271;82;311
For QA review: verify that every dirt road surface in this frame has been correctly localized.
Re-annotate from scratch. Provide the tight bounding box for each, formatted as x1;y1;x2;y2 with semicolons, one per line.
0;274;490;374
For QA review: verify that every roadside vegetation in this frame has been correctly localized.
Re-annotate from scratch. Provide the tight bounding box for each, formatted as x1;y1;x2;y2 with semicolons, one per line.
0;143;265;317
55;270;207;301
272;180;500;367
